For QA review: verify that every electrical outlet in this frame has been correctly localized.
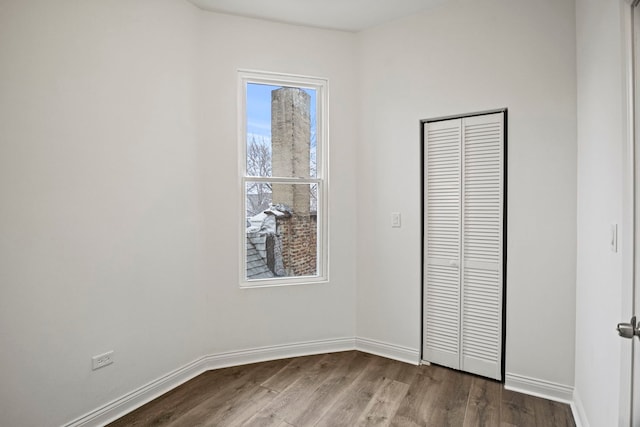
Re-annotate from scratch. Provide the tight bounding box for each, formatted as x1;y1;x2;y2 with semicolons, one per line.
92;351;114;370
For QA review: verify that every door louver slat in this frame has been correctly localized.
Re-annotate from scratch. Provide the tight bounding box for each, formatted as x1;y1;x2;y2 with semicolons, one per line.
461;114;503;379
424;121;461;370
424;112;504;381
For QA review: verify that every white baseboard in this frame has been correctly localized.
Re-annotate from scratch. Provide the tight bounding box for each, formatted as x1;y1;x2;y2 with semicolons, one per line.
65;356;209;427
505;372;574;404
571;388;589;427
355;337;421;365
203;337;356;370
64;337;355;427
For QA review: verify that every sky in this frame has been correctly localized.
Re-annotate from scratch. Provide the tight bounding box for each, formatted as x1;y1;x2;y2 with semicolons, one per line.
246;83;317;145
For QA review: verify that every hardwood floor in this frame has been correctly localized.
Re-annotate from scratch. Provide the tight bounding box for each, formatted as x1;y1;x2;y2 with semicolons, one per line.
107;351;575;427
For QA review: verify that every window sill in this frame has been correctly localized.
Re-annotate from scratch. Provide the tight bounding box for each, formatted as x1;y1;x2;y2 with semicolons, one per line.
239;276;329;289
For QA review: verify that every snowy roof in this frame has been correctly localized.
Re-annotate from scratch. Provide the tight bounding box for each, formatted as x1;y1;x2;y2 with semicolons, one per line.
246;205;291;234
246;237;274;280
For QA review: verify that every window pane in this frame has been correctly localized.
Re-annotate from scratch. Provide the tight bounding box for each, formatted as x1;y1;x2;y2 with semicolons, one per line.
246;83;317;178
245;182;318;280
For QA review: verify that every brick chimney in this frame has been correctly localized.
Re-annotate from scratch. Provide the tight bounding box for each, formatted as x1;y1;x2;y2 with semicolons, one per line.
271;87;310;215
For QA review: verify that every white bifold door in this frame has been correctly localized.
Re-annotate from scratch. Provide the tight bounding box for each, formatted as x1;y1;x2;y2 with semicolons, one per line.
422;111;505;381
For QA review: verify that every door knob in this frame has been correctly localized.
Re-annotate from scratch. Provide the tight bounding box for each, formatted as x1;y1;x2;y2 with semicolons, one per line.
617;316;639;339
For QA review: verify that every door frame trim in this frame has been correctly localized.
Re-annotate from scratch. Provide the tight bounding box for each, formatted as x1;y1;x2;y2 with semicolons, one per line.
621;2;636;425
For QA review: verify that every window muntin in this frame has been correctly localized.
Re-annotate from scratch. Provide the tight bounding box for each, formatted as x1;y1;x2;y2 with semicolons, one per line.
239;71;327;287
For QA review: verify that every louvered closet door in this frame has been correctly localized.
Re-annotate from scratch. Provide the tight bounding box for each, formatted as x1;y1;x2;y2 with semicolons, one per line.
461;113;504;380
423;119;462;370
423;112;504;381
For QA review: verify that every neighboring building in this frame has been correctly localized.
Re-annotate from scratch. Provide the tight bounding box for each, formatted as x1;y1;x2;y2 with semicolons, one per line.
246;204;317;280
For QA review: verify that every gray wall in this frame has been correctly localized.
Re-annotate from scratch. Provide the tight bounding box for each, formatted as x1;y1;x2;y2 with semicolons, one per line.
575;0;629;425
0;1;359;425
356;0;577;390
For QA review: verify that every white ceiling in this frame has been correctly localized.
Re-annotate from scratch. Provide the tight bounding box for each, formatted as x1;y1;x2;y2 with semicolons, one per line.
188;0;447;32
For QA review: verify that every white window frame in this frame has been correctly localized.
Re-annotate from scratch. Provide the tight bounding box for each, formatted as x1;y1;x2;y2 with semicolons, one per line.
238;69;329;288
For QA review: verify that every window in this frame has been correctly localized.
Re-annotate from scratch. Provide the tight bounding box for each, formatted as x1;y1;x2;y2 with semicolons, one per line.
239;70;328;287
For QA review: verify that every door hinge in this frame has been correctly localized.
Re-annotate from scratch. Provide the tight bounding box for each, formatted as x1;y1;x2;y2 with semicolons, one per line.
617;316;640;339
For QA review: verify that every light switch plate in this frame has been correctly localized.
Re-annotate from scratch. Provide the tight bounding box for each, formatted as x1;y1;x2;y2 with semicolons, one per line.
391;212;401;228
610;223;618;253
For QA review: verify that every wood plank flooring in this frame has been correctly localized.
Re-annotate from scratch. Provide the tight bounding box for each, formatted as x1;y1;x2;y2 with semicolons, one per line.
107;351;575;427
